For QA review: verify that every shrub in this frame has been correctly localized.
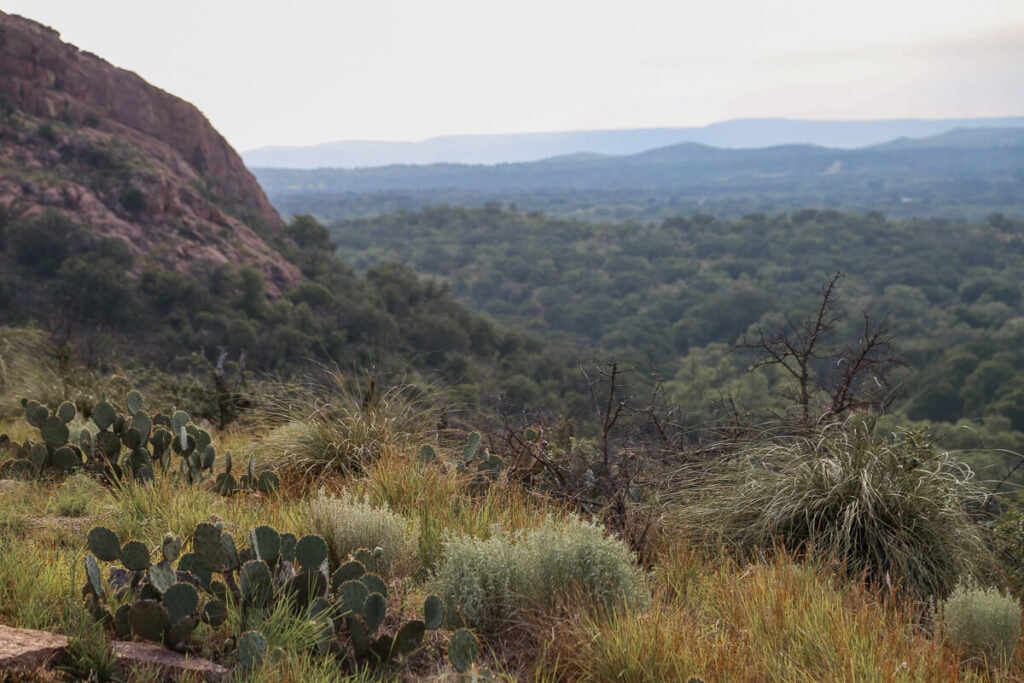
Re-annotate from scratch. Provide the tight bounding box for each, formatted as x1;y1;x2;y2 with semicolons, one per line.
669;422;990;599
308;489;420;578
431;515;648;633
941;581;1021;667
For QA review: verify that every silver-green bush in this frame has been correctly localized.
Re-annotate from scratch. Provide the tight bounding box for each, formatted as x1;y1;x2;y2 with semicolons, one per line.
941;581;1021;666
431;515;648;632
309;490;420;578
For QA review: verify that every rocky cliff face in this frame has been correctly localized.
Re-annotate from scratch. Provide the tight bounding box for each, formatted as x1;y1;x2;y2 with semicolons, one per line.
0;11;301;295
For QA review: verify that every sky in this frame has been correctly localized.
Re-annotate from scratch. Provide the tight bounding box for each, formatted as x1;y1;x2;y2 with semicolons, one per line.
3;1;1023;152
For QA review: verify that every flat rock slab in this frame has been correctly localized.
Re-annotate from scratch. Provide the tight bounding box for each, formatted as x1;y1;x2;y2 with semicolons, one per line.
0;623;69;672
0;624;229;681
110;641;230;682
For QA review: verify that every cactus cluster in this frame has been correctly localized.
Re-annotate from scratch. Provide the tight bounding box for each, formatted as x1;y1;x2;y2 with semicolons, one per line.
0;399;83;477
0;390;245;487
83;520;446;672
83;525;225;651
213;451;280;496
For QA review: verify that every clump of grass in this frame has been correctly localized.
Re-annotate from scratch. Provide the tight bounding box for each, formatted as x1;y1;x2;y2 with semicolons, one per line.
537;544;969;682
249;368;445;480
308;489;420;578
431;514;648;633
940;581;1022;668
109;473;228;542
669;422;990;599
59;605;118;682
46;473;110;517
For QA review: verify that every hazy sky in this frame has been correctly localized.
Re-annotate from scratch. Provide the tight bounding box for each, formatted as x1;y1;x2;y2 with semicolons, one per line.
4;1;1023;151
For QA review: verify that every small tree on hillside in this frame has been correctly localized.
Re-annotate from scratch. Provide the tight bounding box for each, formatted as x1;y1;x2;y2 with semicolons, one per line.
737;272;901;429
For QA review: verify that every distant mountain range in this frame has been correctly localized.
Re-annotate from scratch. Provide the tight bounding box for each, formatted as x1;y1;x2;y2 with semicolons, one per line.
251;125;1024;222
243;117;1024;169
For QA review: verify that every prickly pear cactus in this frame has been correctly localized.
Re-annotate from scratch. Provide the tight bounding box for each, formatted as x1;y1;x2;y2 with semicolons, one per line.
449;628;480;674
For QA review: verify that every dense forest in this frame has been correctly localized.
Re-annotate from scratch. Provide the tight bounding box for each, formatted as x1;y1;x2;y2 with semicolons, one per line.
320;204;1024;475
0;206;580;418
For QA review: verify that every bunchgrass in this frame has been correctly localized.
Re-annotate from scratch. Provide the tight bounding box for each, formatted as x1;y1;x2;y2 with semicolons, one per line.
46;472;112;517
669;421;990;599
247;367;446;481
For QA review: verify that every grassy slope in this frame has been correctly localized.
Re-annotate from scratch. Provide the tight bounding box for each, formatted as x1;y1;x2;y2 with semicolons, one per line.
1;402;1019;682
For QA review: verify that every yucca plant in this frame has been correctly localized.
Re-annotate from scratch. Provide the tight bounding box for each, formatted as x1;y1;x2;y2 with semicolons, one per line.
669;420;990;599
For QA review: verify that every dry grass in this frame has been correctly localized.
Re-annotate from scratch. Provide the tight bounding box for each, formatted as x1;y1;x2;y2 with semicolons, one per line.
535;541;987;682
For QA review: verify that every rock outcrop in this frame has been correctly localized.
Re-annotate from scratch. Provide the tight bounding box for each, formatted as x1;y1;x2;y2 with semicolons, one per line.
0;11;301;295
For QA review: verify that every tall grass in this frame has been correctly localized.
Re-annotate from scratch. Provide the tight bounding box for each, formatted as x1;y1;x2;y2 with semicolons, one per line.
669;422;990;599
537;545;975;682
247;368;446;480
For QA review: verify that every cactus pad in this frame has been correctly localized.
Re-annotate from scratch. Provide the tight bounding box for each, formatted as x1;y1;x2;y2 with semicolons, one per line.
29;442;49;469
394;620;427;655
119;540;150;572
92;400;116;431
163;582;199;624
363;592;386;634
87;526;122;562
360;573;387;600
148;561;177;594
161;533;182;563
84;553;105;599
52;445;79;472
237;631;268;671
128;600;170;644
240;560;274;609
283;570;327;614
332;561;365;592
114;603;131;639
449;628;480;673
56;401;76;424
256;470;280;493
463;432;482;462
337;579;369;617
192;522;225;571
423;595;443;630
166;615;196;650
295;534;328;572
126;391;144;416
250;525;281;564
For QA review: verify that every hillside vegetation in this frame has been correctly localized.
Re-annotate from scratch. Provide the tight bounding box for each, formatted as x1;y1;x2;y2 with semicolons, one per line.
321;205;1024;475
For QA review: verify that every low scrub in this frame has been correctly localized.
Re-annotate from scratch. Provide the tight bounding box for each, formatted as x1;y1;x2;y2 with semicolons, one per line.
669;422;990;599
941;581;1021;668
308;489;420;577
431;514;648;633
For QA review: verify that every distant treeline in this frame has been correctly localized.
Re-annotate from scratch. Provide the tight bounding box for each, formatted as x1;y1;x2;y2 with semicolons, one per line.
322;205;1024;467
253;128;1024;222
